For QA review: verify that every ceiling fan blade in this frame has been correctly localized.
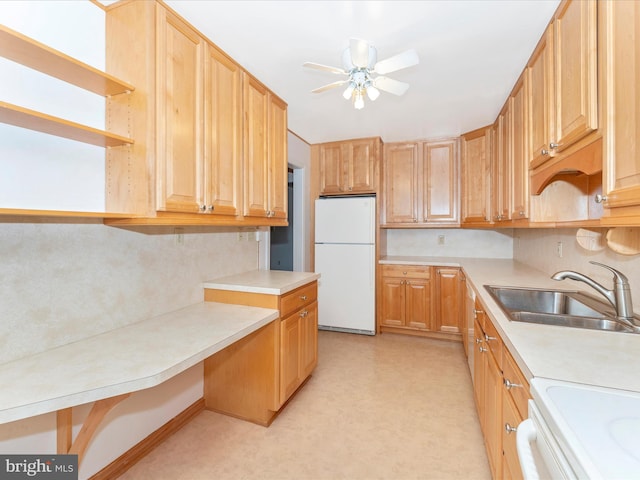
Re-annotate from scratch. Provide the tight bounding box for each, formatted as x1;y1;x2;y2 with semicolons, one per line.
374;49;419;75
311;80;350;94
303;62;347;75
349;38;370;68
374;76;410;96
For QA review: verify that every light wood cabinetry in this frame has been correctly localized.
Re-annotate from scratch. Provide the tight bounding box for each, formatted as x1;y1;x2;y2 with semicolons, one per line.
473;303;503;480
511;74;529;221
243;74;288;221
315;137;380;196
380;265;433;331
461;126;492;226
472;296;532;480
203;281;318;425
382;139;459;226
104;0;287;226
599;0;640;225
492;108;511;223
0;25;134;219
379;264;463;341
434;267;463;334
529;0;600;195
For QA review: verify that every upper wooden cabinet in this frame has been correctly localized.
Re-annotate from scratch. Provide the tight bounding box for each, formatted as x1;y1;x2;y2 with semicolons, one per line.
461;126;492;226
511;74;529;221
315;137;380;196
104;1;286;226
381;139;459;227
492;106;511;224
599;0;640;225
528;0;598;174
243;74;288;221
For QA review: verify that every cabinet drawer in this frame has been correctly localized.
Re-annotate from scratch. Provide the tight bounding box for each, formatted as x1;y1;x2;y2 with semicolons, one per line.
381;265;431;279
503;349;530;419
483;317;503;370
280;282;317;318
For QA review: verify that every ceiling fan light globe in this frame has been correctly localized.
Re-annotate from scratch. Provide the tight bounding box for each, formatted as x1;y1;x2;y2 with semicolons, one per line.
354;92;365;110
366;86;380;101
343;83;356;100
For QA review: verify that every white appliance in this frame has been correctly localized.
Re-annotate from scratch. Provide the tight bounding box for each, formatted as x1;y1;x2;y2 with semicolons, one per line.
314;196;376;335
517;377;640;479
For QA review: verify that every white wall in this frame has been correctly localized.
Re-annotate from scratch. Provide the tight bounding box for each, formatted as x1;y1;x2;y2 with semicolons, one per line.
514;228;640;313
288;132;312;272
383;228;514;258
0;2;261;478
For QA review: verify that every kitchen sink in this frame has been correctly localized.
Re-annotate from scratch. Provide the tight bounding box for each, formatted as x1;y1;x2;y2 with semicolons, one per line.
484;285;637;333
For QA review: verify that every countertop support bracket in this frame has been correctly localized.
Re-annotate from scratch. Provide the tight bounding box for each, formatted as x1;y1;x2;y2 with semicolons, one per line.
56;393;130;464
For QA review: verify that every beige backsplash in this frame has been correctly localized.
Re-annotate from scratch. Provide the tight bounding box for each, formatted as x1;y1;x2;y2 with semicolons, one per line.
0;223;258;364
514;228;640;312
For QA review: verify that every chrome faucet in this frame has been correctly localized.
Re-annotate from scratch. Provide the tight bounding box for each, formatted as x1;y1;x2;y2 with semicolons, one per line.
552;261;635;323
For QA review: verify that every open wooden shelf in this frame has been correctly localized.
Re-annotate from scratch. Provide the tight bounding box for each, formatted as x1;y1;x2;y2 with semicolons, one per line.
0;25;134;96
0;208;138;219
0;101;133;147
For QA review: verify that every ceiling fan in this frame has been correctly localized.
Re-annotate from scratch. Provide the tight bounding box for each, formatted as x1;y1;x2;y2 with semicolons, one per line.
303;38;419;109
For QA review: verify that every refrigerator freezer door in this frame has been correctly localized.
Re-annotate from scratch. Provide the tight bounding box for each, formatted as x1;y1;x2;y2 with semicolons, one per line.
315;243;375;334
315;196;375;244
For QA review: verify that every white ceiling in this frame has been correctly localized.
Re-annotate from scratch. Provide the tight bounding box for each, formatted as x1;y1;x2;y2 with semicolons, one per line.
165;0;560;145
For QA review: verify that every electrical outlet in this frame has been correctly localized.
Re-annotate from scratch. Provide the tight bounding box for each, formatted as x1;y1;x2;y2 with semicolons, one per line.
238;232;247;241
438;235;445;246
556;241;563;258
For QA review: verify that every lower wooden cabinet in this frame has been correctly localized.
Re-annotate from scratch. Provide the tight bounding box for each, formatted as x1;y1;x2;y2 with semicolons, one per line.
472;296;531;480
379;264;463;341
203;281;318;426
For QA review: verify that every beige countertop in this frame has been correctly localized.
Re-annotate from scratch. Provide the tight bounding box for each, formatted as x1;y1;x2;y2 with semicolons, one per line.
202;270;320;295
380;256;640;394
0;302;279;425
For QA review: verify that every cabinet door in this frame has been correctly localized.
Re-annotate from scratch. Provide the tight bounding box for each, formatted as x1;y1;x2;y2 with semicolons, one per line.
511;75;529;220
502;394;524;480
405;278;432;330
424;139;459;223
380;277;406;327
204;44;241;216
156;9;204;213
484;347;503;480
383;142;420;224
493;105;512;222
553;0;598;151
347;139;377;193
528;25;555;170
318;143;345;195
280;312;302;404
461;127;492;224
301;301;318;379
268;94;288;220
243;73;269;218
435;267;461;333
601;0;640;217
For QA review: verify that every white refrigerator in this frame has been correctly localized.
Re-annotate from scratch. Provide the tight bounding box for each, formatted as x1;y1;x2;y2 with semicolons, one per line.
314;196;376;335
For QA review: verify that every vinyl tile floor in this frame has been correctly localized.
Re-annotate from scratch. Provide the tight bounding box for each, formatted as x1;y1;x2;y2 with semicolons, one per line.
119;331;491;480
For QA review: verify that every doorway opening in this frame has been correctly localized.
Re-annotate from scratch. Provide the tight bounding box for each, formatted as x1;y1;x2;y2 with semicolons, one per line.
270;168;294;270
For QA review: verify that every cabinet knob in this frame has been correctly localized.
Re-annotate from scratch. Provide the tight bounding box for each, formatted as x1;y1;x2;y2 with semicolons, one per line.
348;187;353;191
541;149;549;156
299;309;308;318
300;295;308;301
504;378;523;390
475;338;483;344
402;271;408;275
549;142;559;149
505;423;517;434
484;334;497;342
207;205;214;213
474;309;484;315
595;194;607;204
479;346;488;353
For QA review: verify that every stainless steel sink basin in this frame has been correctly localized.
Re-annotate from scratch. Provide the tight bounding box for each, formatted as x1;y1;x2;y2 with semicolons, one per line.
510;312;633;332
484;285;637;333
